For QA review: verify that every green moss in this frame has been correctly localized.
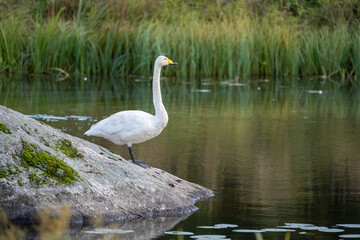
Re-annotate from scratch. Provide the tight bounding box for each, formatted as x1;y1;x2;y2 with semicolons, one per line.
0;170;7;178
20;141;81;185
28;173;35;181
14;165;21;173
29;172;47;186
17;179;23;187
58;139;82;159
19;152;29;168
41;137;50;147
20;126;30;135
7;169;17;175
0;123;11;134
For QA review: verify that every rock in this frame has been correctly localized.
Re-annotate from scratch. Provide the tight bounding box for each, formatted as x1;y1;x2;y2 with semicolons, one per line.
0;105;213;225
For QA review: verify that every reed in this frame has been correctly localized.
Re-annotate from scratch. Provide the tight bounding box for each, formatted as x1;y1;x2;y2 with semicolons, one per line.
300;27;352;78
0;14;27;72
0;1;359;84
352;29;360;80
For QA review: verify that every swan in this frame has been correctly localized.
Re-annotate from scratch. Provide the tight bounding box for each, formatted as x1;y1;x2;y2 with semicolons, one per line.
84;56;177;168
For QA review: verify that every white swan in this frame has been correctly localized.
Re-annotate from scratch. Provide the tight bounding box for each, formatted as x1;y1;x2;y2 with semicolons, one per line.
85;56;177;168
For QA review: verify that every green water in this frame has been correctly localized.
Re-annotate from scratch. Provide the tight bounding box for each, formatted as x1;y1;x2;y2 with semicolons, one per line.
1;76;360;240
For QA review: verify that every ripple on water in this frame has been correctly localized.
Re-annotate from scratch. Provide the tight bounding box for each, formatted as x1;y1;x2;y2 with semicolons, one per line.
179;223;358;239
83;228;134;234
213;224;238;229
337;224;360;228
28;114;67;122
197;226;215;229
317;227;344;233
261;228;296;232
190;235;229;239
297;226;344;233
338;234;360;239
232;229;263;233
164;231;194;235
197;224;238;229
300;226;325;231
28;114;92;122
283;223;315;228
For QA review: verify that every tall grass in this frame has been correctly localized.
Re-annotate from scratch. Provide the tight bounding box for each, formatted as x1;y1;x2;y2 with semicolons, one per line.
300;26;352;78
0;1;359;84
0;15;27;72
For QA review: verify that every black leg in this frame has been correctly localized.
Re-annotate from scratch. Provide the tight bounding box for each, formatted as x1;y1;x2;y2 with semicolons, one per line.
128;146;150;168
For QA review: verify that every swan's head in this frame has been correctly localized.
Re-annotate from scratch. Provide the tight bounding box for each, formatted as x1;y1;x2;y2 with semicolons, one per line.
156;56;178;67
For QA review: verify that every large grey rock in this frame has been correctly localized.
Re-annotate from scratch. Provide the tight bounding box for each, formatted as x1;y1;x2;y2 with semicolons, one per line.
0;105;213;225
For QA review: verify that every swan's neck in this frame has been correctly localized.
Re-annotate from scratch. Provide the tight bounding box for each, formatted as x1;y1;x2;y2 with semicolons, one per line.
153;63;168;122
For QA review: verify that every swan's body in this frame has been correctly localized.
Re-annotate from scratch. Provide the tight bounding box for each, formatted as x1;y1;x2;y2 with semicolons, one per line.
85;110;167;146
85;56;177;168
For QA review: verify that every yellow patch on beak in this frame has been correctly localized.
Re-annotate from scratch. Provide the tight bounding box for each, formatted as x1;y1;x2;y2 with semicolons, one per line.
167;58;174;64
166;58;178;65
166;58;177;65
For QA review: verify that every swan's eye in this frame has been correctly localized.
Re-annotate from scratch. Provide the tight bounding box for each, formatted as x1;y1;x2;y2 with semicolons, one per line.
164;58;166;60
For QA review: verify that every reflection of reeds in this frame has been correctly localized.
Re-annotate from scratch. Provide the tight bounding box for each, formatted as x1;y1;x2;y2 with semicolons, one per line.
0;1;359;83
0;209;27;240
36;206;72;240
0;206;72;240
1;75;360;119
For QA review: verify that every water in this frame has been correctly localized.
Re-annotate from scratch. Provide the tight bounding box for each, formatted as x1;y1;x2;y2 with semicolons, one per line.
1;76;360;240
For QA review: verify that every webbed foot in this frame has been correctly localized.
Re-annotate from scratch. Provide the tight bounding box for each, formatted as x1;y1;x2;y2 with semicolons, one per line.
128;146;150;168
132;160;150;169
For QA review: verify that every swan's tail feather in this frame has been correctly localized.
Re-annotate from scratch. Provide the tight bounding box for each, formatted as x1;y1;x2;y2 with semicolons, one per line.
84;121;101;136
84;127;97;136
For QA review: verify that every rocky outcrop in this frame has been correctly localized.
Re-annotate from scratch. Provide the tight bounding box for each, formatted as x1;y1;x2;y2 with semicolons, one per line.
0;105;213;225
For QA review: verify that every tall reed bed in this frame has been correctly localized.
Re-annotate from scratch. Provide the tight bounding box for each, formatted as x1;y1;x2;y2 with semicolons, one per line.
0;4;359;84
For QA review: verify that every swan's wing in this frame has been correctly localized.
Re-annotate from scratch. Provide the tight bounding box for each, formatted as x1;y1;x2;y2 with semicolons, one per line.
85;110;154;138
106;111;154;134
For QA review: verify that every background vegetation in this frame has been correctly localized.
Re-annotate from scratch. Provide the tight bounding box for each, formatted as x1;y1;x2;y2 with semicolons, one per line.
0;0;359;83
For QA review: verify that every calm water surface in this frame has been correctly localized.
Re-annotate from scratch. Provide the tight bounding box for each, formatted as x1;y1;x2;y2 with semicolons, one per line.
1;76;360;240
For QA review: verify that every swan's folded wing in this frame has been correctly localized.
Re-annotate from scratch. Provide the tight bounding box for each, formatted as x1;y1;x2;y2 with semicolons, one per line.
85;110;156;145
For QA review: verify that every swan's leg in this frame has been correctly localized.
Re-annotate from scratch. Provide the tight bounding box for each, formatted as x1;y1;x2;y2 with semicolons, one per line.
128;146;150;168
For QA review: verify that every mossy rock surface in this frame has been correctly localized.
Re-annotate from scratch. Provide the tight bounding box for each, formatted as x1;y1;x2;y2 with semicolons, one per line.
0;123;11;134
58;139;82;159
20;141;81;185
0;105;213;225
0;170;7;178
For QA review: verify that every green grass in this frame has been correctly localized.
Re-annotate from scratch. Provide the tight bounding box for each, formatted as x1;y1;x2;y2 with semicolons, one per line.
0;1;359;84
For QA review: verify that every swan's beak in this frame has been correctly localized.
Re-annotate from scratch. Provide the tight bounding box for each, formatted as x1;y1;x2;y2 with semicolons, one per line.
167;59;178;65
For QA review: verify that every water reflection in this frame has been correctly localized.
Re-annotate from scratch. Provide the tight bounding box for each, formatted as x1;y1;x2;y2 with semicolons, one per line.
1;75;360;239
75;215;189;240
